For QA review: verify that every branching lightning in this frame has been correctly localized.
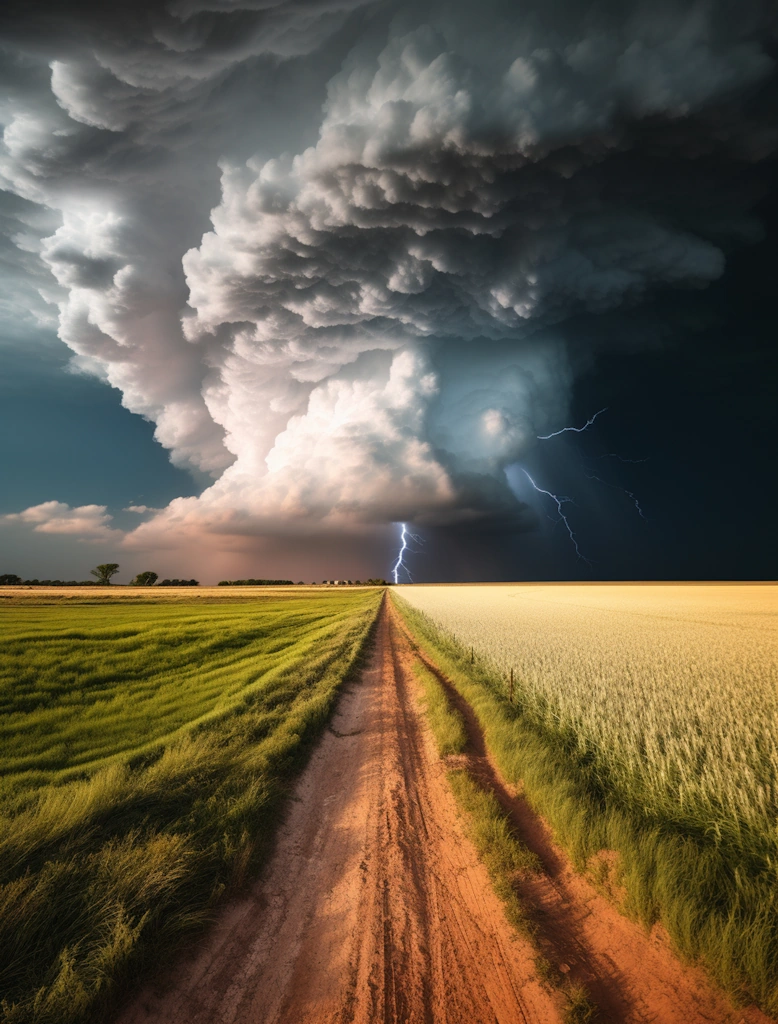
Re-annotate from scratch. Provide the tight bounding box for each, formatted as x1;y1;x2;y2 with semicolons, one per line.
521;469;592;564
585;474;649;520
627;490;648;521
392;522;423;583
526;406;649;560
537;407;608;440
528;407;608;562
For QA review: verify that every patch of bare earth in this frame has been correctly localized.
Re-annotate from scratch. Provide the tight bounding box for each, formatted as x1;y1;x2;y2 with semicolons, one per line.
117;598;558;1024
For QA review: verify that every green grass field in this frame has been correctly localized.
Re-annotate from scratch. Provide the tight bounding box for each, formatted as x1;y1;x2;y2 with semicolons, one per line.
0;588;382;1024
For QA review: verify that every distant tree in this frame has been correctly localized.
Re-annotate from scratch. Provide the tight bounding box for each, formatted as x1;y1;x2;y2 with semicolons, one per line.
0;574;21;585
130;571;158;586
90;563;120;585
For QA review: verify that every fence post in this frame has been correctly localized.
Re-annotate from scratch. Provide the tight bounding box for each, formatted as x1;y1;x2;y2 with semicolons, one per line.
470;645;474;664
510;667;514;703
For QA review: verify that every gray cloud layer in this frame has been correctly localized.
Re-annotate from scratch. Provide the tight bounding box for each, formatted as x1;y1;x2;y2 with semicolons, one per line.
1;0;775;554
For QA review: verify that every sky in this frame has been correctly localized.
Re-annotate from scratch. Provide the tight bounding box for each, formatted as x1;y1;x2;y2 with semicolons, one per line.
0;0;776;584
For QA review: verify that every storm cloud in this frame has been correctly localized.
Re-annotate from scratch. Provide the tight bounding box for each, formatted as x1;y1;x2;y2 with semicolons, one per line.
1;0;776;566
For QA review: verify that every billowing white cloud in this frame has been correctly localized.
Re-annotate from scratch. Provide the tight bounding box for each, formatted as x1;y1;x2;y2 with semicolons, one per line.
1;501;119;541
0;0;775;561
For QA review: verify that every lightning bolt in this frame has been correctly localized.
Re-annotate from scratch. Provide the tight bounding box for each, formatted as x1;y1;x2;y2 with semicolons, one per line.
585;474;649;520
521;407;648;563
391;522;423;583
627;490;648;521
537;407;607;440
521;469;592;564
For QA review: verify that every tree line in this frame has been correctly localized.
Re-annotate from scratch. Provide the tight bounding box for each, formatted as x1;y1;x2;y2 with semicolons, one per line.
1;566;390;587
0;565;198;586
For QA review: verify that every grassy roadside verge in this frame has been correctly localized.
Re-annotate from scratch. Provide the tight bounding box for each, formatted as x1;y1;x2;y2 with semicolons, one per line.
392;592;778;1017
0;590;382;1024
413;661;538;931
412;659;598;1023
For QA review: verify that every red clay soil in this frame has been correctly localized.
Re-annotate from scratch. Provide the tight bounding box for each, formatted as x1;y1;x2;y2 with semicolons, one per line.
117;599;775;1024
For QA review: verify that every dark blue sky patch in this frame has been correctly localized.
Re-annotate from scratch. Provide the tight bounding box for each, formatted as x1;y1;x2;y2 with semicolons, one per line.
0;331;200;517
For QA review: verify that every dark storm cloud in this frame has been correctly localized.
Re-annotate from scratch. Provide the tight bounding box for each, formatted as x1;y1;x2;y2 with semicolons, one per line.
0;0;776;558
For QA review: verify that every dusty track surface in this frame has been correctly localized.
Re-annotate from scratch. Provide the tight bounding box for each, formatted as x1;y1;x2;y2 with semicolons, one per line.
117;598;558;1024
118;598;773;1024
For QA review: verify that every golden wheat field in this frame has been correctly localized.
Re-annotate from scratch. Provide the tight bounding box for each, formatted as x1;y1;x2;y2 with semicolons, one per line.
395;584;778;844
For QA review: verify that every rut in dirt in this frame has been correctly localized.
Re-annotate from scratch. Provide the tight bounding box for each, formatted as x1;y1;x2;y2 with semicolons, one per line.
117;597;558;1024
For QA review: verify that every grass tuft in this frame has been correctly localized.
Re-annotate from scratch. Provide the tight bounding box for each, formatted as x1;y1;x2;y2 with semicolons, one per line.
563;986;600;1023
413;661;467;756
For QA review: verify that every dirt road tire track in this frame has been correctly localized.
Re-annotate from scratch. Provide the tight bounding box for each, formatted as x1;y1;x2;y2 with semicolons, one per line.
117;597;558;1024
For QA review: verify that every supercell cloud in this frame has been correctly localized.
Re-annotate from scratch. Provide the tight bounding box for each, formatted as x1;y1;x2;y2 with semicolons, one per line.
0;0;776;568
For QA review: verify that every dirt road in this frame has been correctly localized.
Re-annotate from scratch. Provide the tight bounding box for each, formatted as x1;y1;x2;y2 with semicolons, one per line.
117;598;772;1024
